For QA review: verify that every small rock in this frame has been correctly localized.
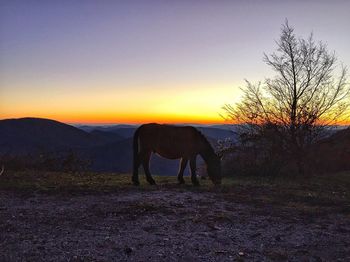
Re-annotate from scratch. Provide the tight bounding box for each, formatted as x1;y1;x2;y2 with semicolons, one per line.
124;247;133;255
275;235;282;241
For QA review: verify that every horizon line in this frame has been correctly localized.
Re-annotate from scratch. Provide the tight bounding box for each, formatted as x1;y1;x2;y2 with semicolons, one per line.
1;116;349;127
0;116;231;126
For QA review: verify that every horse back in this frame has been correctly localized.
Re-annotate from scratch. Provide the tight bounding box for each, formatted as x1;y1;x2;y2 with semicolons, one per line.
135;123;202;159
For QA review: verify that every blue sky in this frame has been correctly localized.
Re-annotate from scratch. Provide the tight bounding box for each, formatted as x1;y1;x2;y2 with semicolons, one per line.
1;0;349;123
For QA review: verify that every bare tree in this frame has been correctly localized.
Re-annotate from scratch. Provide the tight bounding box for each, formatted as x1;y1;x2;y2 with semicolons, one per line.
223;21;350;174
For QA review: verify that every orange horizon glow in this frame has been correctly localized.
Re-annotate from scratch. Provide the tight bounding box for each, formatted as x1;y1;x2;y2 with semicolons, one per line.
0;84;240;126
2;113;350;126
0;112;228;125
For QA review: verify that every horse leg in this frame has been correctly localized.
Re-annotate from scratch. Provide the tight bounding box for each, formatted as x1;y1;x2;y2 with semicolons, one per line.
141;151;156;185
189;157;199;186
132;152;141;186
177;158;188;184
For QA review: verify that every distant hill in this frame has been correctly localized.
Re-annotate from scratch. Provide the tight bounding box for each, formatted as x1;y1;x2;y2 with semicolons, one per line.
76;124;136;133
0;118;103;154
87;137;193;175
0;118;235;175
309;127;350;172
197;127;234;141
89;130;124;143
87;138;133;172
104;127;137;139
2;118;350;174
76;124;236;142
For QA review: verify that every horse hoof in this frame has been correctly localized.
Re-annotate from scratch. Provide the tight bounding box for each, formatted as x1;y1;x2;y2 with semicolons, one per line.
132;180;140;186
192;182;200;187
178;179;185;185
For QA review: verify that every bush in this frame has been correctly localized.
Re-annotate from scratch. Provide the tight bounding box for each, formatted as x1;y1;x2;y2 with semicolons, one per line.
0;151;92;173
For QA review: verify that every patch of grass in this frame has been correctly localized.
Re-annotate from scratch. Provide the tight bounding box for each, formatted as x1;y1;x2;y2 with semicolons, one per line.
0;171;131;192
220;172;350;214
0;170;349;214
0;170;214;193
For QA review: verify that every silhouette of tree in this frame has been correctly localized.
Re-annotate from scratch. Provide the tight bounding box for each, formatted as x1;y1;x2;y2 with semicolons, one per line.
223;21;350;174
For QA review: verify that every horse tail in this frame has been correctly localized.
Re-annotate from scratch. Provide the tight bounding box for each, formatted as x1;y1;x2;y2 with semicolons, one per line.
132;127;141;185
133;127;140;162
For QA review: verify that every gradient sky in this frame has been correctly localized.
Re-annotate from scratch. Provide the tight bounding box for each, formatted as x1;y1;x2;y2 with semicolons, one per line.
1;0;350;124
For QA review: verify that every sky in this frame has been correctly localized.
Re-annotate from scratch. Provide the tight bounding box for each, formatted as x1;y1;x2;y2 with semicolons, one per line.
1;0;350;124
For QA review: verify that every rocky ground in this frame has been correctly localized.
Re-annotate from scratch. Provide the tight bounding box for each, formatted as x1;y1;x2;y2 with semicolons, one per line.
1;183;350;261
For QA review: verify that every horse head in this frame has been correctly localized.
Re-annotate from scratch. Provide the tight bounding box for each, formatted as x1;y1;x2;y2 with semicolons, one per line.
207;154;221;185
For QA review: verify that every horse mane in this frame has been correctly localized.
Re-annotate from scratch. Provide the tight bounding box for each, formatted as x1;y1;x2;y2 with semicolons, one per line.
194;129;216;156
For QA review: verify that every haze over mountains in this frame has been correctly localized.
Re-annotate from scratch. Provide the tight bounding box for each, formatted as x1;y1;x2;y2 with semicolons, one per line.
0;118;235;175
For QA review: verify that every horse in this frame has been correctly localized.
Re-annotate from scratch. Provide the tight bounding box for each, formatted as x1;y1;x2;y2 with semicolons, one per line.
132;123;221;186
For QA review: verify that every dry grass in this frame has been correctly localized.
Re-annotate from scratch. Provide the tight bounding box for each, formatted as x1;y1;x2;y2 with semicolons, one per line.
0;170;349;214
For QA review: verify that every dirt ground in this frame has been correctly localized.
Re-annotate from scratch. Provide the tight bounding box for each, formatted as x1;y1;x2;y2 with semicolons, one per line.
1;186;350;261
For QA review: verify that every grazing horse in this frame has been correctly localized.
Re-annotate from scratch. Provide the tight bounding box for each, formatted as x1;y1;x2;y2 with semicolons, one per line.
132;123;221;186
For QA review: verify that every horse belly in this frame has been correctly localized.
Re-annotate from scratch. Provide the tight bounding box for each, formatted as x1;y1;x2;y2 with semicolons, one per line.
155;149;182;159
154;145;189;159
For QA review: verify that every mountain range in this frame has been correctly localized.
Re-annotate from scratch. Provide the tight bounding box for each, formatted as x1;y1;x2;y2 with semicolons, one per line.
0;118;236;175
1;117;349;174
